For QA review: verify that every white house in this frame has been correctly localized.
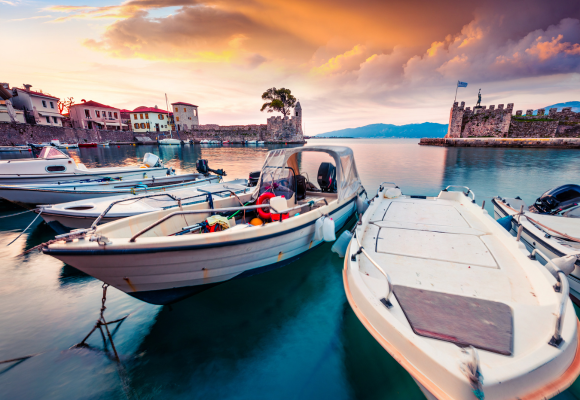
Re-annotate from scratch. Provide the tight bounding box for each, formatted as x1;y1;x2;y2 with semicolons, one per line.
171;101;199;131
130;106;171;133
69;100;127;131
10;84;64;126
0;83;25;124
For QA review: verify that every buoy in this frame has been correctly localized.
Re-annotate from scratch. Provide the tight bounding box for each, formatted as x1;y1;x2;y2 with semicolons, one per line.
314;217;325;241
250;218;263;226
257;192;276;219
332;230;352;257
356;195;369;214
551;255;577;276
496;215;513;231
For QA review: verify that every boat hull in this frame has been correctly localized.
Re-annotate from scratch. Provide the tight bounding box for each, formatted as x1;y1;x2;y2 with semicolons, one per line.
44;197;356;305
492;198;580;305
0;167;170;185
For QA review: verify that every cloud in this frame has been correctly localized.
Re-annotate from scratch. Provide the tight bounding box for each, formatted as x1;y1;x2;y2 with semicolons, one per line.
7;15;52;22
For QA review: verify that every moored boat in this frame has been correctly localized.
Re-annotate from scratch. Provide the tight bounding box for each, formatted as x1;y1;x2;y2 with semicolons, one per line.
0;147;172;185
493;184;580;305
79;143;98;148
344;183;580;400
159;138;181;145
39;179;250;232
43;146;364;305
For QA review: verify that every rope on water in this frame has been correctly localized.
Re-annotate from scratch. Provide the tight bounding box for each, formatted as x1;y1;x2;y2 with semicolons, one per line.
6;210;42;247
0;208;36;218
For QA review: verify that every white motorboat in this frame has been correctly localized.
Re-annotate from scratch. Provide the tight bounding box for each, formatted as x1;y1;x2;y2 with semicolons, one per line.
0;172;219;208
344;183;580;400
200;140;210;144
0;146;30;152
247;140;257;145
0;147;172;185
39;179;251;233
257;141;265;144
493;184;580;305
43;146;364;305
56;143;79;149
159;138;181;145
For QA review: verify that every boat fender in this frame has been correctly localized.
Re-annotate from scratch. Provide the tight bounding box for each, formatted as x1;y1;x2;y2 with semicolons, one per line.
323;217;336;242
384;187;402;199
257;192;276;220
331;230;352;257
356;195;370;214
314;216;325;241
250;218;263;226
551;255;578;276
496;215;513;232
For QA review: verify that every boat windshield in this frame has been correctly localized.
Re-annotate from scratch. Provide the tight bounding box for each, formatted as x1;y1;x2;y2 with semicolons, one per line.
38;146;68;160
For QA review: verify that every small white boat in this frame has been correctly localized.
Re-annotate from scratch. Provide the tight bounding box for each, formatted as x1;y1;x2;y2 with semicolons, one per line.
493;184;580;305
247;140;257;145
0;146;30;152
257;141;265;144
0;172;219;208
56;143;79;149
0;147;171;185
39;179;250;233
200;140;210;144
344;184;580;400
159;138;181;145
43;146;364;305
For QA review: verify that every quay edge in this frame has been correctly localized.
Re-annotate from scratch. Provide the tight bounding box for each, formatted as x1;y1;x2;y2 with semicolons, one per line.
419;137;580;148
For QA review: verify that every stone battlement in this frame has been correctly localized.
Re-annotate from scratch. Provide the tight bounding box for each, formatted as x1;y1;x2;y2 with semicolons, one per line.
446;101;580;139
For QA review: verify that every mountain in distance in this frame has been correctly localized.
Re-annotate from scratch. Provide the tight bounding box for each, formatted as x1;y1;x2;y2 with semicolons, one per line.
537;101;580;113
315;122;448;138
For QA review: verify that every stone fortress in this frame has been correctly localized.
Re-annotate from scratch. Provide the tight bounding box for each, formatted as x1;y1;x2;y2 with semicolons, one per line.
445;101;580;138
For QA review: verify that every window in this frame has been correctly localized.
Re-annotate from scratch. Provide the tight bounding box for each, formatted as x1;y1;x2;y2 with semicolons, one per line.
193;109;197;116
134;114;138;119
50;102;54;109
140;123;145;129
42;100;47;107
188;117;191;120
46;165;66;172
183;108;186;112
140;113;144;119
145;113;149;119
45;116;50;123
85;110;91;118
96;110;100;118
174;107;178;112
146;122;150;129
134;123;139;129
108;112;112;118
39;147;67;159
114;112;118;119
160;114;164;120
53;117;58;123
176;116;180;122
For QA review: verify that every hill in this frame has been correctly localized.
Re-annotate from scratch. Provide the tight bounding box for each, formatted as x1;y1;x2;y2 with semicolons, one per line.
537;101;580;113
315;122;448;138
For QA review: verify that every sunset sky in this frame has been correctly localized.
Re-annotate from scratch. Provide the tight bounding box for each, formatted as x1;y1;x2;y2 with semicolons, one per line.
2;0;580;134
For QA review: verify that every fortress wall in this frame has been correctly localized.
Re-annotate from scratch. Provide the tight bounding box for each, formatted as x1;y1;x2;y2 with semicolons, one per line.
508;120;559;138
458;104;513;137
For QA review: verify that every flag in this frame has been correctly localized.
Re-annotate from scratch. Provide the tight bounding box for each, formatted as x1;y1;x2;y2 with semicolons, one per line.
457;81;468;88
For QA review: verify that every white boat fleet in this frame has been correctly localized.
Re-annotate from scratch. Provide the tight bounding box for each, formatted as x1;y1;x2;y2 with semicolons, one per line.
2;145;580;399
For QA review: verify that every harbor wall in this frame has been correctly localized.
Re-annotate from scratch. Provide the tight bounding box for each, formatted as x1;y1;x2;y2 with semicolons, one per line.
0;114;305;145
419;137;580;148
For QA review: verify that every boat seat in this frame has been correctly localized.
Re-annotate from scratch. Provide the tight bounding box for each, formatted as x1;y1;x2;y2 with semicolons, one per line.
393;285;513;355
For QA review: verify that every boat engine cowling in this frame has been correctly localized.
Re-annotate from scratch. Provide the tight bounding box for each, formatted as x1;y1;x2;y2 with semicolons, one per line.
530;184;580;214
143;153;161;168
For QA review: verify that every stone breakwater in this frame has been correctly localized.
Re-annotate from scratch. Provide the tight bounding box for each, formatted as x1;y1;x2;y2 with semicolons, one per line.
419;137;580;148
0;121;305;146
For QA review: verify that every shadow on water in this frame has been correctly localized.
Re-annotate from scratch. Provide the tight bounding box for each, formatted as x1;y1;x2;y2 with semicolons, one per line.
58;264;94;287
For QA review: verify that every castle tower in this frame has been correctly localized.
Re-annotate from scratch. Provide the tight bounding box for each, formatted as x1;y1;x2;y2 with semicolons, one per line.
294;101;303;136
446;101;465;138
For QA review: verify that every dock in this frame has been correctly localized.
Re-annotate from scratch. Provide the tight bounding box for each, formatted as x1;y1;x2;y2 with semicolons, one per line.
419;137;580;148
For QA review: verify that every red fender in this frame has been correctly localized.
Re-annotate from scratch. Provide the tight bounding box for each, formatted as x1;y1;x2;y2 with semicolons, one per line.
257;192;276;220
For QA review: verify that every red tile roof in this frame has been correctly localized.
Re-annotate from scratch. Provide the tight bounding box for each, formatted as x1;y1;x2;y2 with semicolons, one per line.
171;101;198;107
132;106;170;114
71;100;119;110
14;88;59;100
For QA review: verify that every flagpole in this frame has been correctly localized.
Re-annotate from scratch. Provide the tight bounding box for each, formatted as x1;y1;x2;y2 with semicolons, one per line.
454;81;459;103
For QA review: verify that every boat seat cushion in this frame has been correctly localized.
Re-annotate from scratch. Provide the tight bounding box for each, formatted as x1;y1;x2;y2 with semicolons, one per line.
393;285;513;355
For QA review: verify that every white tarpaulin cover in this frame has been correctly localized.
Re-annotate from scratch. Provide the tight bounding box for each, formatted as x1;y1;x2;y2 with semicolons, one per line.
253;146;362;203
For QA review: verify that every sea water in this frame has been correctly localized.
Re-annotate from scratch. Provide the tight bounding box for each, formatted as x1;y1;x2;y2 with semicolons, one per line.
1;138;580;399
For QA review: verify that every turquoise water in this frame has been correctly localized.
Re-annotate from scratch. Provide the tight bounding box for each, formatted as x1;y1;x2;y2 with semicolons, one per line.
1;138;580;399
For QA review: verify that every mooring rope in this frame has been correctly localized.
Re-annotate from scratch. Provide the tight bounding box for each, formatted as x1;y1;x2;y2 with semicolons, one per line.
6;211;42;247
0;208;36;218
502;202;580;243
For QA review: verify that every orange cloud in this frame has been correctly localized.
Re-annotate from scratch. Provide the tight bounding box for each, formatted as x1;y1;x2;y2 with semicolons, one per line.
526;34;580;61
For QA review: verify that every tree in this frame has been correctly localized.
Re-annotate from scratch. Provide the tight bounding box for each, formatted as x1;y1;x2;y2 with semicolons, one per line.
58;97;75;114
260;87;296;117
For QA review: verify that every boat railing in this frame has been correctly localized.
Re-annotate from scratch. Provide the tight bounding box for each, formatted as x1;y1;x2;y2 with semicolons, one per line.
352;223;394;308
90;188;249;230
443;185;476;203
128;197;330;242
529;248;569;347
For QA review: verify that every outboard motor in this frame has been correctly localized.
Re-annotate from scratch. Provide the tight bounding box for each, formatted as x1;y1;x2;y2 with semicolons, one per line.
530;184;580;214
248;171;261;187
317;162;337;192
196;159;226;177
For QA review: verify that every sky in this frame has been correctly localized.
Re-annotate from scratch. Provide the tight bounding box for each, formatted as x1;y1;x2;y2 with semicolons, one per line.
2;0;580;134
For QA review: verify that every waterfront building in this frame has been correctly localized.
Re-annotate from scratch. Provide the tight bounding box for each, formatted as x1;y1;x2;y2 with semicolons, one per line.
120;109;133;131
10;84;63;126
0;83;25;124
69;100;127;131
171;102;199;131
130;106;171;133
